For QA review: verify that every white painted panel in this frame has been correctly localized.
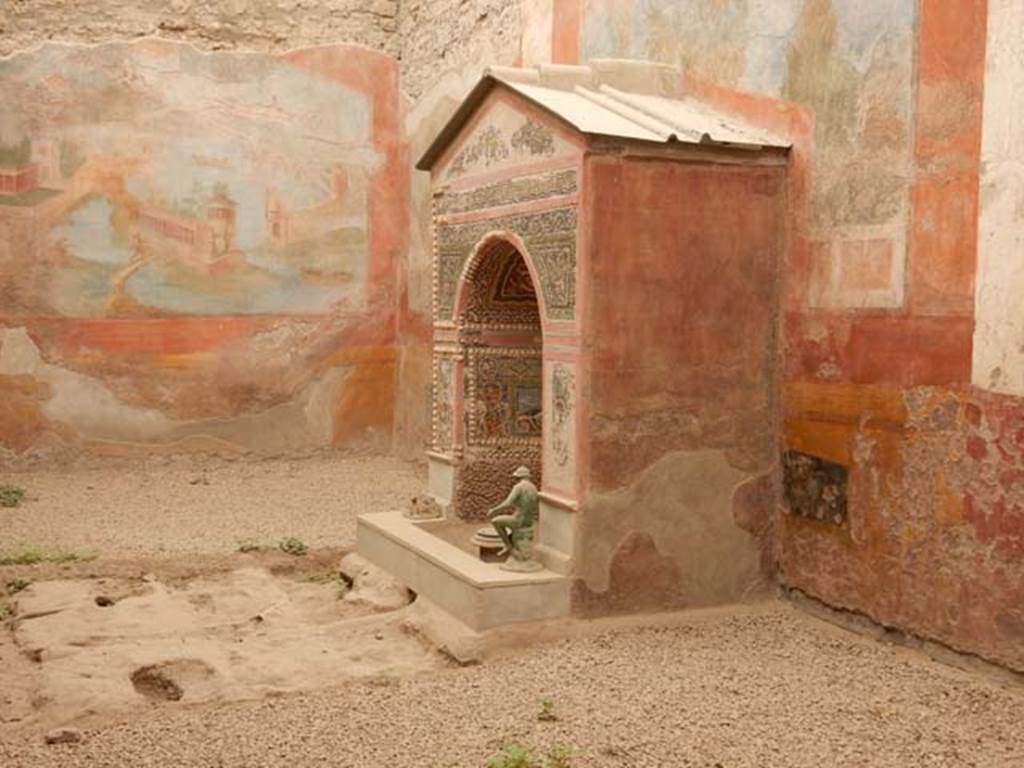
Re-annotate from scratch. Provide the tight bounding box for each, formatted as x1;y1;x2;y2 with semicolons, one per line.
973;0;1024;394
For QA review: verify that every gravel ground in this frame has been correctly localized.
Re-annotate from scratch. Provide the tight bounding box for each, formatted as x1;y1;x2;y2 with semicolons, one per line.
2;457;1022;767
0;453;424;557
2;603;1022;768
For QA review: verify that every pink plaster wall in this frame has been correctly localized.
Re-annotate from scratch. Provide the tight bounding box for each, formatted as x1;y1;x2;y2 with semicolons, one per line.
573;154;786;614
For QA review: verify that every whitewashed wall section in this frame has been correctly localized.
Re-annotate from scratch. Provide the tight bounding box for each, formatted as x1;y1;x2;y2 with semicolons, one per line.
973;0;1024;395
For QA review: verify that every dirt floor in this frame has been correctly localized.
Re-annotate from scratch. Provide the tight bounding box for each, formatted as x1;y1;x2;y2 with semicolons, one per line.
1;455;1023;767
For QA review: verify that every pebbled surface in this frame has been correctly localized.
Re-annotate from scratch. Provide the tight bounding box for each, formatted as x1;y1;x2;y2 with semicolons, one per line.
2;601;1022;767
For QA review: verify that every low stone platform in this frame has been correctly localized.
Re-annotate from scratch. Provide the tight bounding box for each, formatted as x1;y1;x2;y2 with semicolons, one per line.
356;512;570;632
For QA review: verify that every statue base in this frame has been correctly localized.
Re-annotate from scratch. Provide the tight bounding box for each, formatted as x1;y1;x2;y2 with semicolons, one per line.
471;527;506;563
498;525;542;571
500;556;544;573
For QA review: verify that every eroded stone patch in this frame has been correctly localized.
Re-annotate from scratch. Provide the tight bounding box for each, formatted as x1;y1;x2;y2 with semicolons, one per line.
3;564;435;735
130;659;216;702
131;664;184;702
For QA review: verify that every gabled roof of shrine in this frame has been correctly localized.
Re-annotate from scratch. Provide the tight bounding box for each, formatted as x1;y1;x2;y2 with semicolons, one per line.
417;60;791;171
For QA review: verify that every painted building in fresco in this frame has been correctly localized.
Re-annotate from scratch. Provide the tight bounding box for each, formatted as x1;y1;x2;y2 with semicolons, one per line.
0;1;1022;676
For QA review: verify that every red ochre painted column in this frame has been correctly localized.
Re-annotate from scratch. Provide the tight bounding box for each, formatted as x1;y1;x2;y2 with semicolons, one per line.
839;0;987;387
908;0;987;321
552;0;581;65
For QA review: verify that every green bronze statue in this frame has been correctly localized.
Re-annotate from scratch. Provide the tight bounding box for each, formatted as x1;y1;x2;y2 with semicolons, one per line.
487;466;542;571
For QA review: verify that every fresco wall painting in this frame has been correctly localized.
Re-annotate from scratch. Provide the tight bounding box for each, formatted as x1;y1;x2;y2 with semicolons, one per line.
550;0;1023;671
0;40;406;457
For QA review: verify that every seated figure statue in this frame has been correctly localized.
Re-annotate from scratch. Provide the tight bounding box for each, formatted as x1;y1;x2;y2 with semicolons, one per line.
487;466;543;572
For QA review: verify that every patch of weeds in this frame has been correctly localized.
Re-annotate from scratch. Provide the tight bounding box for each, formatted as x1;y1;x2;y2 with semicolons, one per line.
237;540;264;553
5;578;31;595
537;697;558;722
0;600;15;622
278;537;308;557
487;744;539;768
0;484;26;508
487;743;575;768
303;571;349;598
0;546;84;566
545;745;574;768
366;673;399;688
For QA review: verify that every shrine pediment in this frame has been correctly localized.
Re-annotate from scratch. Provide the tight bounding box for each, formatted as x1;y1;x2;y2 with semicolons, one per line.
436;98;580;182
417;60;791;175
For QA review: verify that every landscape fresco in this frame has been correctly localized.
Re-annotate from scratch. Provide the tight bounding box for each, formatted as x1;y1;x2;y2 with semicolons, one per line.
0;41;380;317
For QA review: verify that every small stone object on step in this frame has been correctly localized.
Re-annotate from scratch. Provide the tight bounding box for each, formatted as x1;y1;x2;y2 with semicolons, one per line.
405;494;443;520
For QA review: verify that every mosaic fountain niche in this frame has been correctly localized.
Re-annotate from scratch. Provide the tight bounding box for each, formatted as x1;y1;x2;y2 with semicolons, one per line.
437;238;543;516
356;225;576;631
358;61;790;639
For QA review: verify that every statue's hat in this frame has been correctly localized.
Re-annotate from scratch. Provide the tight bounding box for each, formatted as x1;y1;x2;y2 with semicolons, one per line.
512;466;531;479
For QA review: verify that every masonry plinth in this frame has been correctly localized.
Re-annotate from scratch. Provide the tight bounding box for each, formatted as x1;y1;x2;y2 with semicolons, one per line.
358;512;569;632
